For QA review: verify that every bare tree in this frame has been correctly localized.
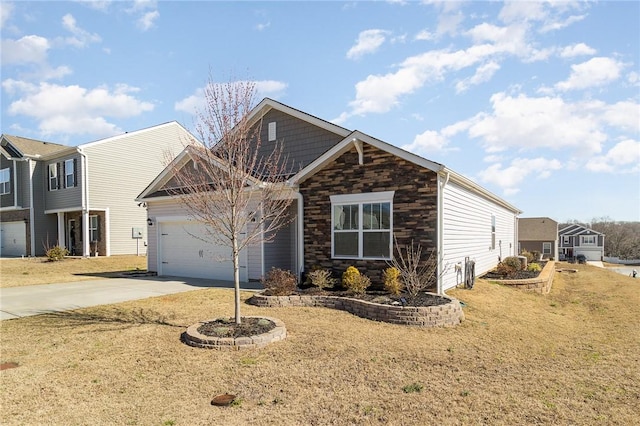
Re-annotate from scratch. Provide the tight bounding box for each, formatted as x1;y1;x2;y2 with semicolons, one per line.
166;76;294;324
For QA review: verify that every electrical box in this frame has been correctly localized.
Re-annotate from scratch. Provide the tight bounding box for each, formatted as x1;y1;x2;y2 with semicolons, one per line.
132;227;143;239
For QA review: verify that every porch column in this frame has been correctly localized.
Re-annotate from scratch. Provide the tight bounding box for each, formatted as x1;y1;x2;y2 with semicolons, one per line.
57;213;65;248
82;210;90;257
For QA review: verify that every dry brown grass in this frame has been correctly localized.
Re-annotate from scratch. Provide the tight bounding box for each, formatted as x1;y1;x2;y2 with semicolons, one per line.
1;262;639;425
0;255;147;288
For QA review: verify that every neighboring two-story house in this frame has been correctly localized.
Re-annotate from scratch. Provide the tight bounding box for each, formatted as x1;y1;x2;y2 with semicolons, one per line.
518;217;559;260
0;122;191;257
558;223;605;261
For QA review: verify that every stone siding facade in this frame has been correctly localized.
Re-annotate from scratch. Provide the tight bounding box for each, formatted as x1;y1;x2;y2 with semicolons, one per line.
299;144;438;288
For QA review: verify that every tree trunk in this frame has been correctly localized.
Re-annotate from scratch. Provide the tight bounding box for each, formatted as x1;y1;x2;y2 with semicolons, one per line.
232;236;241;324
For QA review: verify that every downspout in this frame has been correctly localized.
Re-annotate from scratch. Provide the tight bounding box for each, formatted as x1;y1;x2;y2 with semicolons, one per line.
296;191;304;279
27;158;35;256
78;148;90;257
12;159;18;208
437;170;450;295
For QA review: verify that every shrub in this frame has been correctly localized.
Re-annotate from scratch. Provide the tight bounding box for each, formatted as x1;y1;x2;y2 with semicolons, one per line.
527;263;542;272
349;274;371;295
521;250;535;264
342;266;361;289
342;266;371;294
383;267;403;295
46;245;69;262
388;239;438;301
307;269;336;289
261;268;297;296
496;256;521;277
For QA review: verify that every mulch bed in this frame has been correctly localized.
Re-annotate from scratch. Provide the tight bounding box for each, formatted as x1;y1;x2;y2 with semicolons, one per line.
197;317;276;338
482;261;546;280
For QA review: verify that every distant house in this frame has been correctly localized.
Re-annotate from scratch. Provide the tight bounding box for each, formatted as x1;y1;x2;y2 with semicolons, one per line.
518;217;558;260
137;98;522;293
558;224;605;261
0;122;190;257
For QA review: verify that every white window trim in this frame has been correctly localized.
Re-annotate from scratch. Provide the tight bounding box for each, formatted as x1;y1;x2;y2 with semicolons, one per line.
89;215;99;242
581;235;596;246
65;159;74;188
268;122;276;142
330;191;394;260
542;242;552;254
0;168;10;195
49;163;58;191
563;236;570;245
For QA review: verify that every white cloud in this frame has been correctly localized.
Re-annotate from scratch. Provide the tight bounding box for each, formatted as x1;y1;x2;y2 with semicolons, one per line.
455;61;500;93
0;1;13;28
586;139;640;173
175;80;288;115
402;130;449;154
555;57;623;91
415;29;434;41
478;157;562;196
540;14;586;33
77;1;111;12
256;21;270;31
499;2;547;23
61;13;102;47
137;10;159;31
464;92;608;155
559;42;596;58
2;80;154;138
1;35;50;65
346;29;390;60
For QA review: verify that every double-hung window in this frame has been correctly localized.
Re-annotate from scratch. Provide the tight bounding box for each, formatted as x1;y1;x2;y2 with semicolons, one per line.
89;215;99;242
49;163;58;190
331;191;393;259
542;242;552;255
0;168;10;195
581;235;596;246
65;159;74;188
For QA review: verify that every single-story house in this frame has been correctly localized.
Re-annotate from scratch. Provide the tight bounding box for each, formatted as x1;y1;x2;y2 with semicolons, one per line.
559;223;605;261
136;98;521;293
518;217;559;260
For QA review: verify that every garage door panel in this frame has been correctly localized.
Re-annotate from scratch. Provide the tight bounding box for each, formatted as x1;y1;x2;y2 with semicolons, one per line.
1;221;27;257
159;221;247;281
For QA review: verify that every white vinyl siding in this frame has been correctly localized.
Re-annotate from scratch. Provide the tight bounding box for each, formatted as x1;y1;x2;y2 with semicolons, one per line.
83;123;190;255
441;180;517;291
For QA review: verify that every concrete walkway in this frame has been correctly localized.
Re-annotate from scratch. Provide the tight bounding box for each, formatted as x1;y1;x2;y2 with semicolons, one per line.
0;276;262;321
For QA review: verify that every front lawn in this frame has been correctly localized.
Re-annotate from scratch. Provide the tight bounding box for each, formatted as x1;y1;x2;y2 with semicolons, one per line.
0;262;638;424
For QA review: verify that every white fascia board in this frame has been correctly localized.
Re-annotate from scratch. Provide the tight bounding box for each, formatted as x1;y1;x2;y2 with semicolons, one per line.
291;130;444;185
78;121;199;150
136;148;193;201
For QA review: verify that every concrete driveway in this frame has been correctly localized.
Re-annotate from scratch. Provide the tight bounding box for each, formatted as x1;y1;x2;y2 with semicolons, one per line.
0;276;263;321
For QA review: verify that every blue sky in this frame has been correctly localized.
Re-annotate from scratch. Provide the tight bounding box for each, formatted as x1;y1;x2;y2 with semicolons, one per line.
1;1;639;223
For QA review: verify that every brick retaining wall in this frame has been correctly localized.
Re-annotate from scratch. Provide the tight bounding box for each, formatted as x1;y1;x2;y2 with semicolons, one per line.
248;293;464;327
496;260;556;294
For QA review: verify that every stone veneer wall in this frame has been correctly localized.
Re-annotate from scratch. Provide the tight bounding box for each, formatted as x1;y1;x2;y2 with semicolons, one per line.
249;293;464;327
299;144;438;287
497;261;556;294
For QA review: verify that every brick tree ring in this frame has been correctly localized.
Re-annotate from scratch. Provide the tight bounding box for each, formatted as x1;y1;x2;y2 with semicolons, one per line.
181;316;286;350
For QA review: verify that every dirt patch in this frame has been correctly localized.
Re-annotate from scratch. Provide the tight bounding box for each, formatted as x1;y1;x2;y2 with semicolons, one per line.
0;362;20;371
197;317;276;338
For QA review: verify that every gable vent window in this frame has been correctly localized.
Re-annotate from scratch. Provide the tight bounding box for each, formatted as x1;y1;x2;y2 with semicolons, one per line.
491;214;496;250
268;122;276;142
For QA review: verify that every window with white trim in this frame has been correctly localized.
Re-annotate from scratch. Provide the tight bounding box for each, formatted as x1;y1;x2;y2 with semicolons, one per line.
49;163;58;190
89;215;99;242
542;242;552;254
268;122;276;141
581;235;596;246
0;168;10;195
65;159;74;188
331;191;394;259
491;214;496;250
563;236;570;245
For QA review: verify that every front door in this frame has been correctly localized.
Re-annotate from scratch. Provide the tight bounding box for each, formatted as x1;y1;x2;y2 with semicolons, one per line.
67;219;77;255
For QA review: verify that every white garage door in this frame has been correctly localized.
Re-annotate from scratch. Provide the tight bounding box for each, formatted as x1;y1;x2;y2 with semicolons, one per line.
575;248;601;261
158;221;247;282
0;221;27;257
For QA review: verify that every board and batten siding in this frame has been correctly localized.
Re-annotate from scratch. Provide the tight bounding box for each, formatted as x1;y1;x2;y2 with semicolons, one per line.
441;180;517;291
83;123;188;255
145;198;263;280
